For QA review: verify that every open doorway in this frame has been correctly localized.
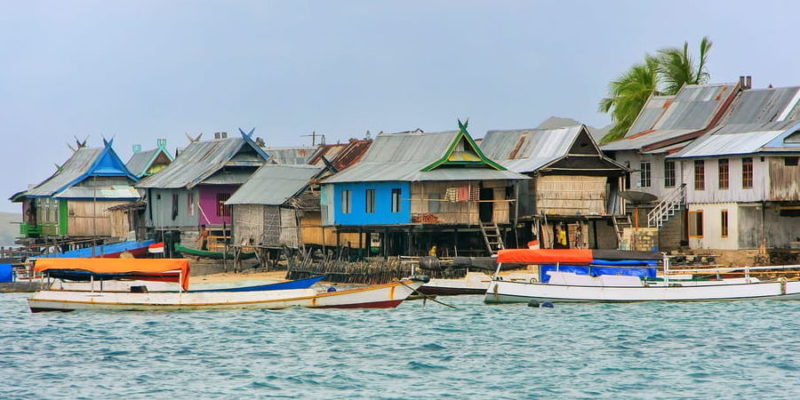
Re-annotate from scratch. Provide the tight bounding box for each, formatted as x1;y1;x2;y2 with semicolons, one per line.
479;188;494;223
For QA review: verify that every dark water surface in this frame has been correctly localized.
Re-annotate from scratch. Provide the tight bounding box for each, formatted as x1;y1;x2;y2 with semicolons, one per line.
2;293;800;399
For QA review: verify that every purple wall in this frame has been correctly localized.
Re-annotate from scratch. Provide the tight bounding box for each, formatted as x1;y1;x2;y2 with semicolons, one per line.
199;185;238;225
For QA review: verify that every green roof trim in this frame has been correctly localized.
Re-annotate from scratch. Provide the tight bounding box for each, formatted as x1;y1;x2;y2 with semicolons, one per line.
421;119;506;172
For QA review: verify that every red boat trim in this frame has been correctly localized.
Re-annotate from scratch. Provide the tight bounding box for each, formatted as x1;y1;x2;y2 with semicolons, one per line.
315;300;404;309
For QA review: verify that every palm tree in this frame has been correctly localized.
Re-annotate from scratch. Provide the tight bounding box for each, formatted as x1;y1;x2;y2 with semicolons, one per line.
598;55;660;144
599;37;713;144
658;36;713;95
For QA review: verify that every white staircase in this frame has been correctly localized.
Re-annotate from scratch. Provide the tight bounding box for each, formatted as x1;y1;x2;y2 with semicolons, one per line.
647;184;686;228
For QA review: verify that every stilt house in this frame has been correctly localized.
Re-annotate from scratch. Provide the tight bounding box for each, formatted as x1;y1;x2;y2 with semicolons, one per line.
136;130;269;248
669;84;800;261
125;139;174;178
226;164;323;249
479;124;629;249
11;140;140;242
601;81;742;250
321;121;529;256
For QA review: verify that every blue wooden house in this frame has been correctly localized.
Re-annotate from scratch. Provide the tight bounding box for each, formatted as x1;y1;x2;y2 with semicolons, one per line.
11;139;140;242
321;121;529;256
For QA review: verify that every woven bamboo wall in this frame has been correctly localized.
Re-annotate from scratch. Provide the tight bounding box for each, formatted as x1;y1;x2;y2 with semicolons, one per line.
536;175;606;215
279;208;299;248
232;205;265;245
410;181;512;224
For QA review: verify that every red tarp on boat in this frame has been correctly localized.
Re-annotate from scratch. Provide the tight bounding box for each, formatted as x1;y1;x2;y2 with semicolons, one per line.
35;258;191;291
496;249;594;265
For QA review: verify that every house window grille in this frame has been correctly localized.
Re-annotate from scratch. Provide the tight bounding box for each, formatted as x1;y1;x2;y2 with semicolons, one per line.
365;189;376;214
341;190;352;214
639;162;651;187
391;188;402;213
694;160;705;190
742;158;753;189
664;161;676;188
721;210;729;238
718;159;729;190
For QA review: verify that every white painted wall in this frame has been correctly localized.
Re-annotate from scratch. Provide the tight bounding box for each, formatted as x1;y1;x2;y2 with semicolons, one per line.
613;150;685;199
680;156;769;203
687;203;740;250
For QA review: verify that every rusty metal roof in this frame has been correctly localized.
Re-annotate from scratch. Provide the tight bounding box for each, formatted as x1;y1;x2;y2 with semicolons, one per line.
481;125;581;172
263;146;318;165
672;86;800;158
308;139;373;171
603;83;739;152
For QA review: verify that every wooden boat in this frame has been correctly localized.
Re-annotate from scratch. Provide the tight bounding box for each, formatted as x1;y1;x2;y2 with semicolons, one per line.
484;249;800;304
35;240;156;259
28;258;426;312
48;274;326;293
174;243;256;260
417;272;492;295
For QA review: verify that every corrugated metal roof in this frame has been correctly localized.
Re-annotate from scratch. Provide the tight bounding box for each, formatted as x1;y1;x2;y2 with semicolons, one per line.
137;135;268;189
626;95;674;135
55;186;141;200
126;149;158;177
226;165;323;205
671;86;800;158
308;139;372;171
202;170;255;185
263;146;318;165
480;125;584;172
603;83;738;151
26;147;103;197
323;130;528;183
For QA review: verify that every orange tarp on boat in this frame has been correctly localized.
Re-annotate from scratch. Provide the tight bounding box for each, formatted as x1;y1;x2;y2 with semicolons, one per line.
35;258;191;291
497;249;593;265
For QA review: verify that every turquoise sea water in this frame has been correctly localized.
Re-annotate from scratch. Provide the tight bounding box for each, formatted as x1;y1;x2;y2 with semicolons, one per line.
2;293;800;399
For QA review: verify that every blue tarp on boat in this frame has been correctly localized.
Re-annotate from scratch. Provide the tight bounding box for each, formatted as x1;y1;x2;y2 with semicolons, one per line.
191;276;326;292
0;264;13;282
540;264;657;283
34;240;155;259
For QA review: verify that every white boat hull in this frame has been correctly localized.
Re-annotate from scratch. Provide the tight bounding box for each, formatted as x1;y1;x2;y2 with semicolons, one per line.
29;280;423;312
485;279;800;303
418;272;492;295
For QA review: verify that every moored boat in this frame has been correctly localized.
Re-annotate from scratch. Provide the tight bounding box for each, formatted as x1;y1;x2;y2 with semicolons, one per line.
417;272;492;295
174;243;256;260
484;249;800;304
35;240;156;259
28;258;426;312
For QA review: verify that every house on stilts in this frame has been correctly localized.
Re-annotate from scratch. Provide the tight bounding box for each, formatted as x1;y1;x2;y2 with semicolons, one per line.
480;124;629;249
10;139;140;247
668;83;800;265
225;164;324;255
125;139;174;178
136;130;269;250
601;81;742;250
320;121;529;257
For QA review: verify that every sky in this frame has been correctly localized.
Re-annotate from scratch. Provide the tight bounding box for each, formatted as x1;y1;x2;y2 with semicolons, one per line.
1;0;799;213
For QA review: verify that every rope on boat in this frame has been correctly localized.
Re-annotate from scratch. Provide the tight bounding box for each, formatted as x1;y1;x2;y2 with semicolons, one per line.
399;281;457;310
